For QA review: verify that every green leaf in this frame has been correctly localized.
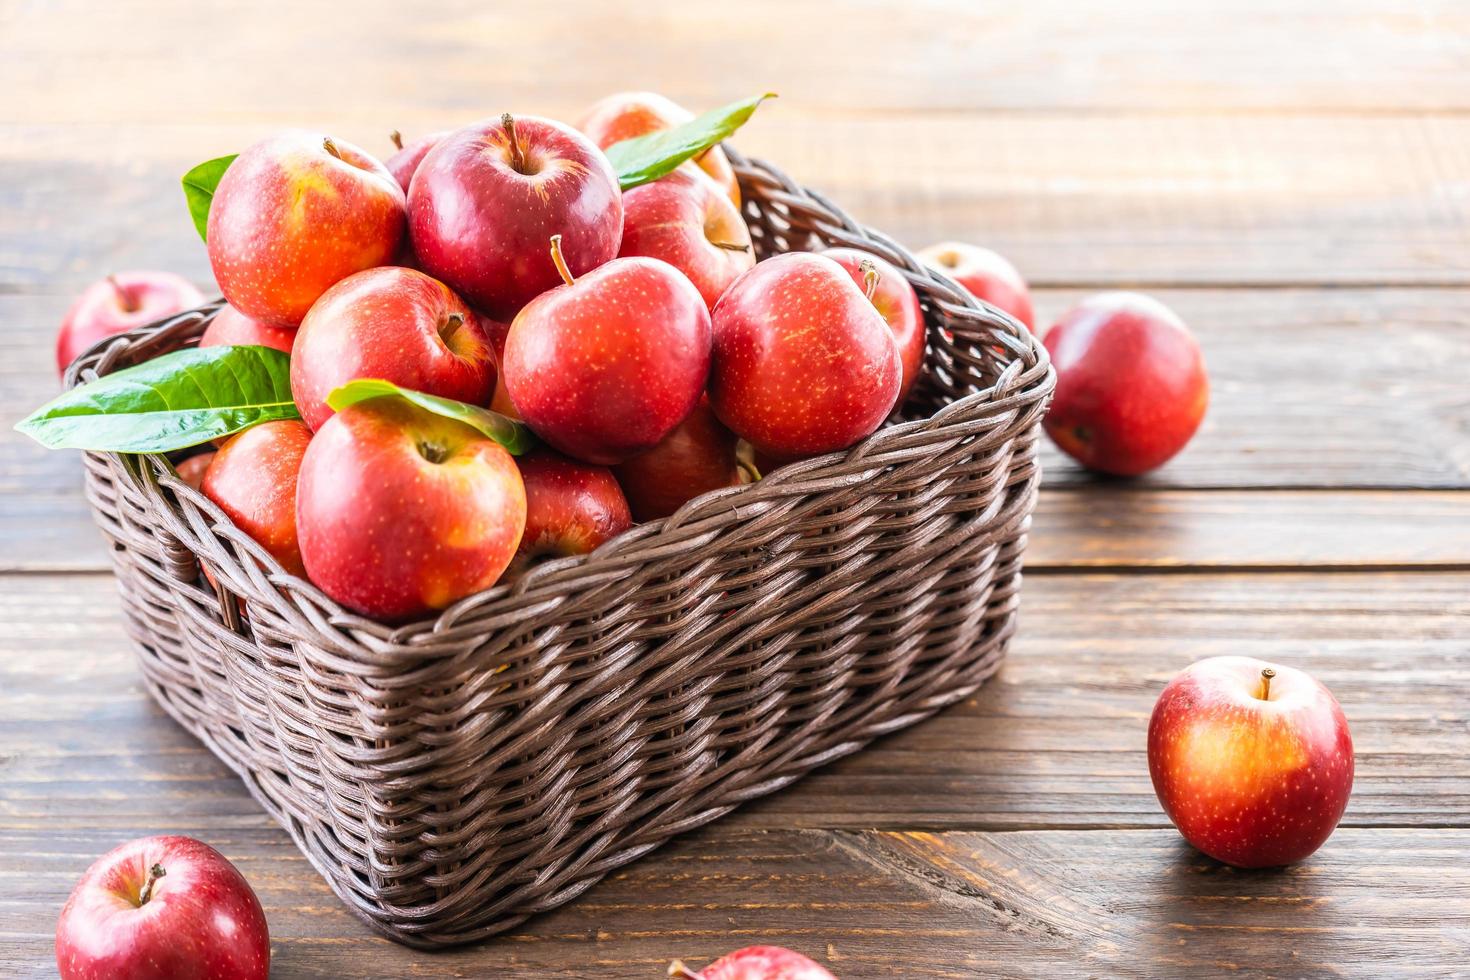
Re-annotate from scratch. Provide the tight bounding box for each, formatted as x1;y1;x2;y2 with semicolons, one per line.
325;379;536;455
181;154;238;242
606;93;775;191
15;345;296;453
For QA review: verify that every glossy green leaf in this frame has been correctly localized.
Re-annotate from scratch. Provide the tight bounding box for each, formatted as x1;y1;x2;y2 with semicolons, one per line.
15;345;296;452
325;378;536;455
606;93;775;191
181;153;237;242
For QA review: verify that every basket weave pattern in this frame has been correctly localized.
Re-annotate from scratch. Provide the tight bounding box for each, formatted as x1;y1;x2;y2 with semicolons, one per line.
73;150;1054;947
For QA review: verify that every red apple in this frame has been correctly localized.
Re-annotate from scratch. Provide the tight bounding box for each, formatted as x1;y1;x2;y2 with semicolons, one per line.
503;237;711;465
670;946;837;980
385;128;448;192
1043;291;1208;476
296;396;526;622
55;835;269;980
619;167;754;311
823;248;926;403
579;91;741;206
199;305;296;354
514;449;632;566
409;114;623;321
917;241;1034;332
709;252;901;459
289;266;496;432
202;420;311;577
615;398;742;521
1149;656;1354;868
56;272;205;377
175;451;215;492
208;131;405;328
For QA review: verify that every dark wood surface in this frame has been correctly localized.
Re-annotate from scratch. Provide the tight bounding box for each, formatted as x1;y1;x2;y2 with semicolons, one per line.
2;2;1467;977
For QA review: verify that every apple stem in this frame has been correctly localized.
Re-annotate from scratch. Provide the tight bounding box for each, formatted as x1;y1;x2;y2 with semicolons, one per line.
389;129;403;151
439;312;465;347
502;112;528;174
137;863;166;906
859;258;881;301
712;240;751;253
1259;667;1276;700
668;962;702;979
548;234;576;287
106;275;139;313
322;137;343;161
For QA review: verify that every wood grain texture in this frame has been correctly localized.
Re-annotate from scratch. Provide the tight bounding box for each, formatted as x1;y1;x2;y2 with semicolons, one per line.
3;0;1468;118
3;114;1469;290
3;573;1464;836
3;825;1466;978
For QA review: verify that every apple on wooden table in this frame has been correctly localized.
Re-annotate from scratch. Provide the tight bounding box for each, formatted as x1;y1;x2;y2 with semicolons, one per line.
55;835;269;980
671;945;838;979
55;272;204;377
1148;656;1354;868
1043;291;1208;476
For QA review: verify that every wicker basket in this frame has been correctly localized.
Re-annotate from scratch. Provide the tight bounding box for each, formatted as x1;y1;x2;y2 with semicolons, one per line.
71;149;1054;948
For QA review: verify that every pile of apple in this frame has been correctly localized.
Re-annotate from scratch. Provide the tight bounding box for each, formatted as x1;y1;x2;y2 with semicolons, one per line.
86;92;980;625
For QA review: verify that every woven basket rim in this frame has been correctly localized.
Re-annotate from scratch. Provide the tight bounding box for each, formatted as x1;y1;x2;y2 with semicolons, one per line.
69;148;1054;656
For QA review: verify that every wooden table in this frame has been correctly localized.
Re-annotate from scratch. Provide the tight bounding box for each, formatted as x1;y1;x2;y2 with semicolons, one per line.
3;2;1469;976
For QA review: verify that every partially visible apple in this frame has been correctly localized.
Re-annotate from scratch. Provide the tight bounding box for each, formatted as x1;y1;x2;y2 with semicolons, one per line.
385;128;448;192
917;241;1034;332
56;272;205;377
503;238;711;465
1043;291;1208;476
619;167;754;311
55;835;269;980
208;131;405;328
514;449;632;566
709;252;901;459
823;248;926;403
1149;656;1354;868
670;946;838;980
578;91;741;206
409;114;623;321
615;398;742;521
202;419;312;577
174;451;215;492
199;305;295;354
295;396;526;622
290;266;496;432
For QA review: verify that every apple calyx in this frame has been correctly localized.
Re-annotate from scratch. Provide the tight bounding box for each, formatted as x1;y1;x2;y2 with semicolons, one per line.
667;961;702;979
135;863;167;907
106;274;139;313
501;112;530;174
1258;667;1276;700
322;137;343;161
859;258;881;301
389;129;403;151
548;234;576;287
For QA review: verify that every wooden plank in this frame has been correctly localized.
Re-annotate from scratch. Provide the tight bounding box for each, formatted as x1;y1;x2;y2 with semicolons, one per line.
1029;489;1470;570
3;114;1470;290
1;825;1465;977
3;573;1465;834
6;287;1470;572
3;0;1469;118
